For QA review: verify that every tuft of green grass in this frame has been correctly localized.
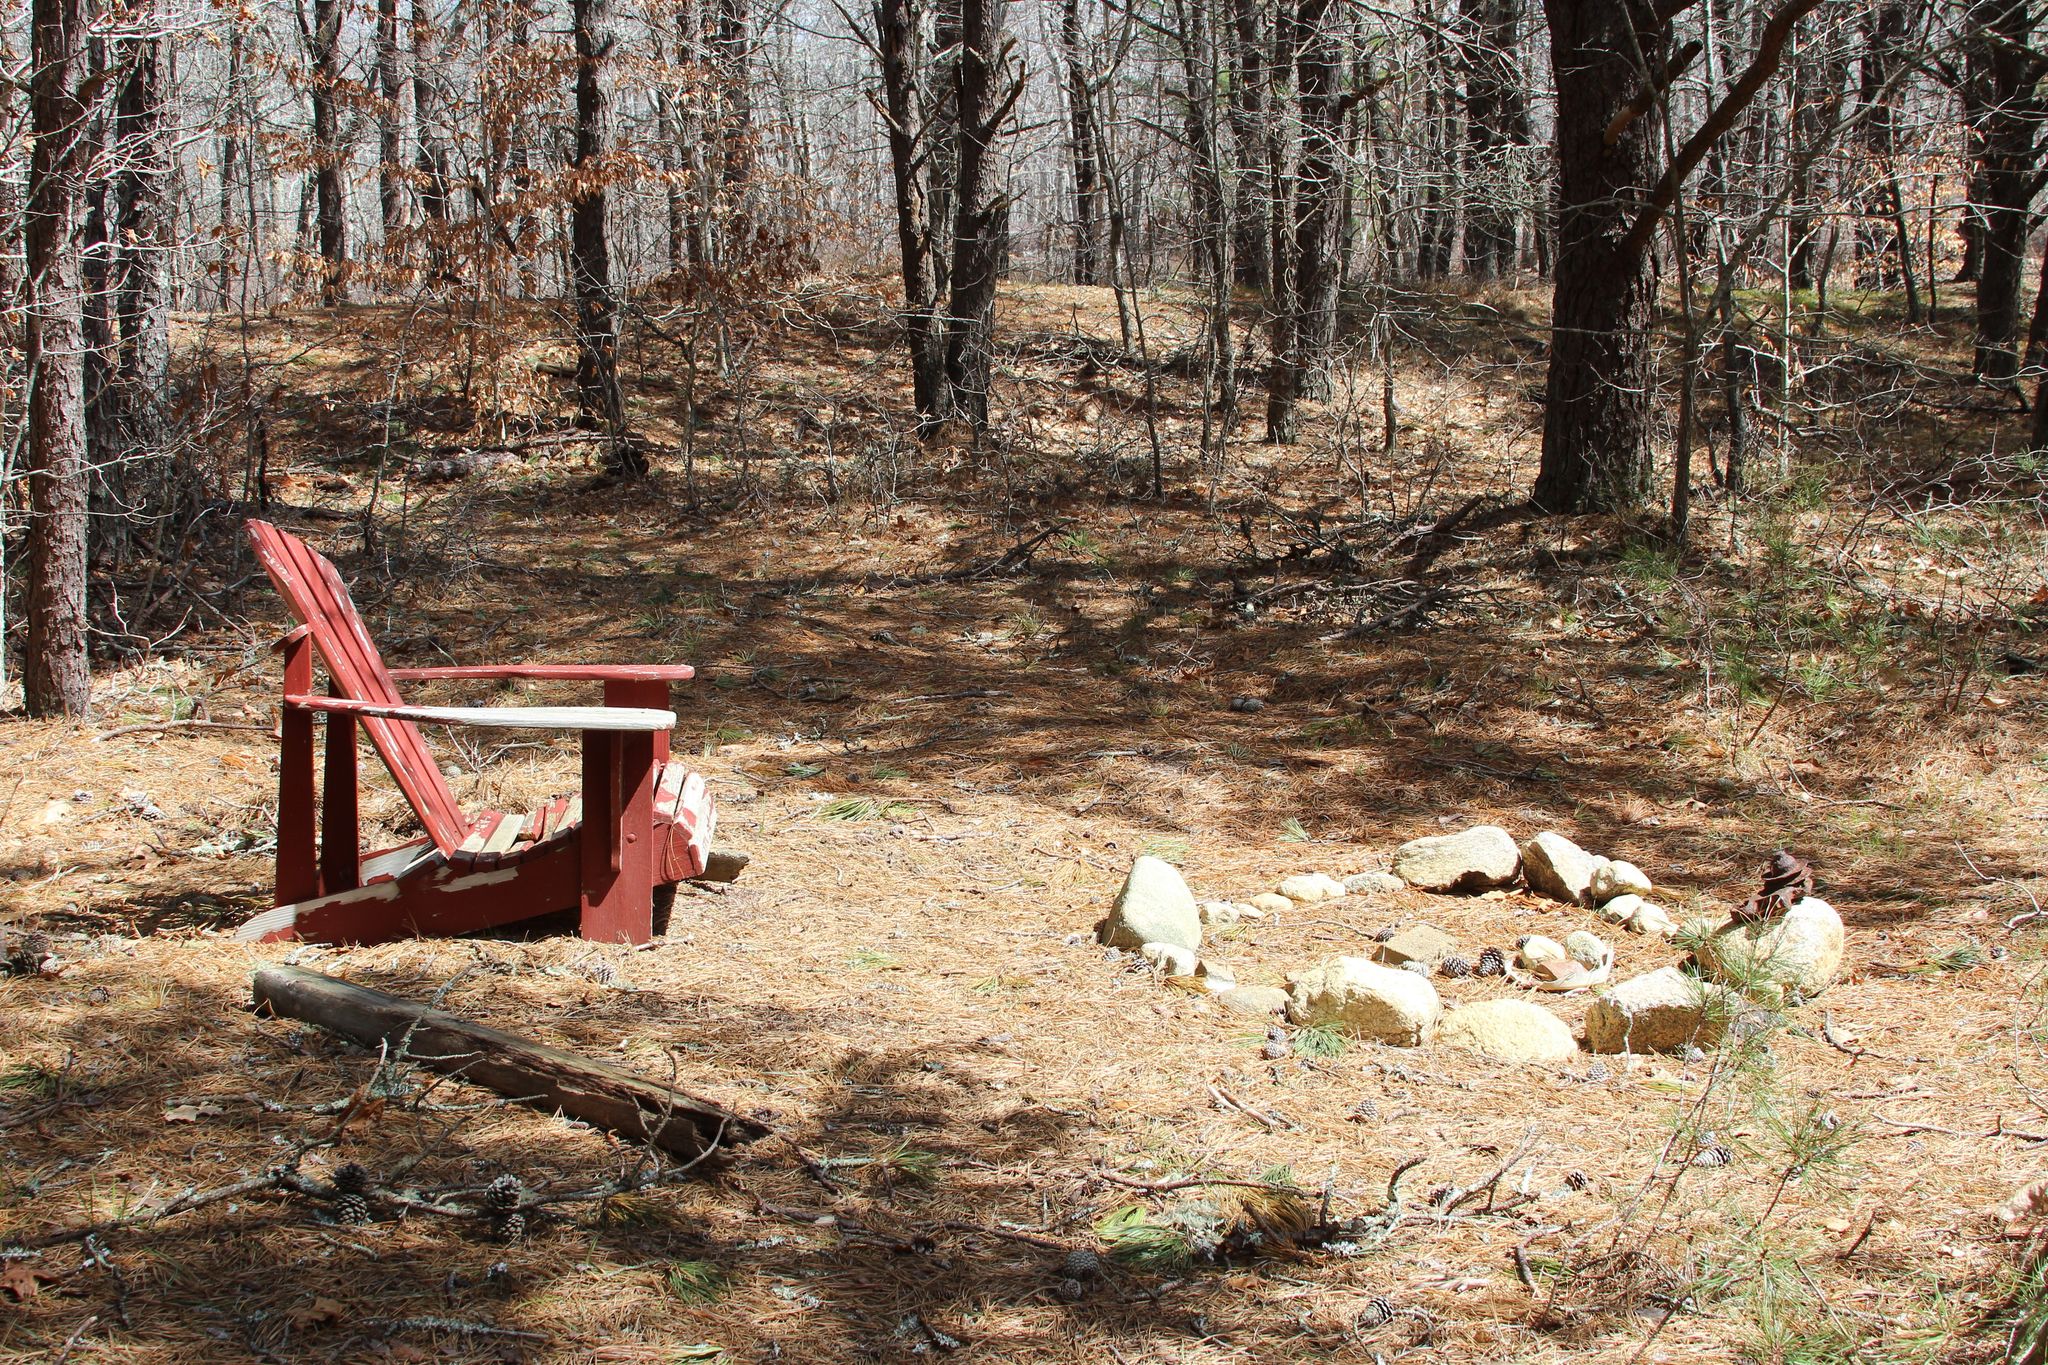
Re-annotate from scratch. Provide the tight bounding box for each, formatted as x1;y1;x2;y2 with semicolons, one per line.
817;796;917;822
1291;1022;1348;1059
1140;836;1189;865
1918;943;1984;974
1619;541;1681;593
867;763;909;781
0;1063;59;1096
1094;1204;1193;1271
663;1260;729;1304
1278;817;1310;843
783;761;825;778
845;947;899;971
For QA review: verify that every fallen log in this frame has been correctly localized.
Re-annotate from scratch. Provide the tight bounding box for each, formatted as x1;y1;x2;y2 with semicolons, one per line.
251;964;764;1161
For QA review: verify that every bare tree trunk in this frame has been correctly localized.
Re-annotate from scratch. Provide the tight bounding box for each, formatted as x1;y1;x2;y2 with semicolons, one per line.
942;0;1020;431
713;0;753;258
874;0;949;421
114;3;171;524
375;0;406;256
412;9;453;284
570;0;639;475
308;0;346;306
1226;0;1270;290
1291;0;1348;399
25;0;92;716
1965;0;2047;382
1532;0;1667;512
1058;0;1103;286
1264;0;1301;442
1460;0;1528;279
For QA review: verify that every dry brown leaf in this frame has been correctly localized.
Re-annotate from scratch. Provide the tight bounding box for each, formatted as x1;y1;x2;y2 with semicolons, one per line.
162;1100;226;1123
0;1264;54;1302
287;1297;346;1328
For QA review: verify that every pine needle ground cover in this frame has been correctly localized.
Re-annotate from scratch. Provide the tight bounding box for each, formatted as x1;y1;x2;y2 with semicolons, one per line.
2;283;2044;1363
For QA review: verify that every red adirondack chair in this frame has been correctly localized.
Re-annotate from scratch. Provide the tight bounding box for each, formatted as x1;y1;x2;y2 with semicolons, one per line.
237;519;716;946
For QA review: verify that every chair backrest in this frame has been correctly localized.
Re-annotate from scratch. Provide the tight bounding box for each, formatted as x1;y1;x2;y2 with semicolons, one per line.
247;519;470;854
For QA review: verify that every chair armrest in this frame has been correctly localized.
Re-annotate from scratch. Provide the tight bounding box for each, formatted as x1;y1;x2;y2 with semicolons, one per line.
283;694;676;732
386;664;695;683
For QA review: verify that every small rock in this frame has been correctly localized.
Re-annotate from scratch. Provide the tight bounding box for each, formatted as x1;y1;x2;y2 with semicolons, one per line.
1228;696;1266;713
1693;896;1844;998
1516;936;1567;968
1139;942;1197;976
1626;903;1679;938
1216;985;1291;1018
1563;930;1611;971
1235;903;1268;921
1436;999;1579;1064
1596;893;1645;924
1584;966;1732;1054
1590;860;1653;902
1197;901;1241;928
1277;872;1347;904
1391;826;1521;892
1098;856;1202;952
1343;871;1406;896
1285;956;1442;1045
1195;959;1236;992
1247;892;1293;916
1373;924;1458;970
1520;832;1602;905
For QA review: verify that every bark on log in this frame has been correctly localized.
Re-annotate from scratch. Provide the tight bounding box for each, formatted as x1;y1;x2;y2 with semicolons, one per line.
251;964;764;1160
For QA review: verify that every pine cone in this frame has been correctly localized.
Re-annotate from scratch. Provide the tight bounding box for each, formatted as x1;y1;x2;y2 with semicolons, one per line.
1349;1097;1379;1123
487;1174;523;1210
332;1163;370;1194
336;1192;371;1226
1476;946;1506;976
1361;1294;1395;1328
1372;927;1397;943
1061;1247;1102;1280
1439;955;1472;979
497;1210;527;1242
1564;1170;1590;1191
1691;1143;1734;1169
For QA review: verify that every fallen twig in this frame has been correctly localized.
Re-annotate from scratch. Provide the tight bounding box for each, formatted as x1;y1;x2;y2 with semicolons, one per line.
92;720;273;742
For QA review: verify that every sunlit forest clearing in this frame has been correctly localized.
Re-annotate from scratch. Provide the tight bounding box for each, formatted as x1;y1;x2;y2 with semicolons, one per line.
3;0;2048;1357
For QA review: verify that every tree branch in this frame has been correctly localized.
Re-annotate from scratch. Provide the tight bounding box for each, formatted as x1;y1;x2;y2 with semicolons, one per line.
1620;0;1827;258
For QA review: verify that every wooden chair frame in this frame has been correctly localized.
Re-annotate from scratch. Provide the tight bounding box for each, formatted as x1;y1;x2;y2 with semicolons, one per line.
238;520;714;946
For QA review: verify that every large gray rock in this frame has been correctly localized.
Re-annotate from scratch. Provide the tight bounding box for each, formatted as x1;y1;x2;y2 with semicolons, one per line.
1694;896;1845;998
1585;967;1731;1053
1373;924;1458;970
1391;826;1521;893
1098;856;1202;952
1521;832;1601;905
1285;956;1441;1045
1437;1000;1578;1064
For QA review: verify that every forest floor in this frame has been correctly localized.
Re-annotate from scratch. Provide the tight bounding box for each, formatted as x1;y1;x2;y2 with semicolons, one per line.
2;277;2046;1364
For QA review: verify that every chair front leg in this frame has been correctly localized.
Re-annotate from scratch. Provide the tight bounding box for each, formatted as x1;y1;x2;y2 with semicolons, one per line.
277;628;320;906
580;728;658;943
